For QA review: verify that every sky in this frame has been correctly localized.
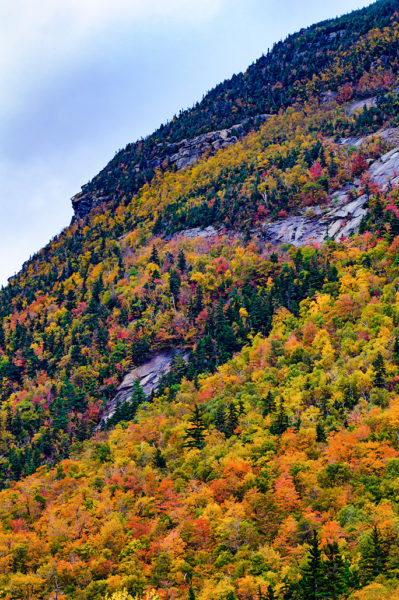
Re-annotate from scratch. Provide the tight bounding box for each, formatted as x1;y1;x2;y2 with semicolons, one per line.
0;0;373;286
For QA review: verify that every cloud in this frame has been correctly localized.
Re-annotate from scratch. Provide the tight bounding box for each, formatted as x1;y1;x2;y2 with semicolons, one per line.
0;0;224;113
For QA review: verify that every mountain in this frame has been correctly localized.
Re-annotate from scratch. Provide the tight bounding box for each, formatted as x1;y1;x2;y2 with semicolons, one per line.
1;1;399;599
72;0;398;218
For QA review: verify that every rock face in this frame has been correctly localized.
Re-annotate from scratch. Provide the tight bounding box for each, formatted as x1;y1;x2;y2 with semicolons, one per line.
72;116;271;219
259;143;399;246
100;351;179;424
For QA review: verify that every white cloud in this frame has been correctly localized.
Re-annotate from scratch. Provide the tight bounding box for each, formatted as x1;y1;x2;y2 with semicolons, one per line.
0;0;224;112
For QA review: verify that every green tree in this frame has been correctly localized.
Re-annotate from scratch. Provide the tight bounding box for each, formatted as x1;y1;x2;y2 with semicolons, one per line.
300;531;326;600
184;404;206;450
360;525;389;583
261;391;275;416
226;403;239;438
270;399;289;435
323;542;348;600
372;353;386;388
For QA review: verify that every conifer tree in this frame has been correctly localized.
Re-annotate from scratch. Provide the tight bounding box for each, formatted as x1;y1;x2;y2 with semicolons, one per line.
215;404;227;434
153;447;167;470
372;352;386;388
323;542;348;600
178;249;187;272
184;404;206;449
393;336;399;363
300;531;326;600
360;525;389;583
226;403;239;438
270;399;289;435
169;269;181;303
316;421;327;443
188;584;195;600
261;391;275;416
150;244;160;265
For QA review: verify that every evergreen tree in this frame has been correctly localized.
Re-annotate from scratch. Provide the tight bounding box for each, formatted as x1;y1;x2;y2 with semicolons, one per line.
215;404;227;434
226;403;239;438
150;244;160;265
270;399;289;435
372;353;386;388
300;531;326;600
184;404;206;450
188;584;196;600
261;391;275;416
393;337;399;363
178;249;187;272
360;525;389;583
323;542;348;600
153;447;167;470
316;421;327;443
169;269;181;302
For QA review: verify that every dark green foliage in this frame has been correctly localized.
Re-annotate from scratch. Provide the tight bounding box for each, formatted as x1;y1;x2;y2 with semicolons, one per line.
270;399;289;435
178;249;187;273
323;542;349;600
150;245;159;265
372;352;386;388
153;447;167;470
261;391;275;416
169;269;181;301
184;404;206;450
215;404;227;434
105;379;146;429
360;525;390;583
299;531;326;600
316;421;327;443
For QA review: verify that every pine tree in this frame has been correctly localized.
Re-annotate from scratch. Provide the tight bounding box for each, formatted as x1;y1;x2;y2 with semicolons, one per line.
372;353;386;388
178;249;187;272
261;391;275;416
215;404;227;434
150;244;159;265
393;337;399;363
300;531;326;600
169;269;181;302
360;525;389;583
226;403;239;438
184;404;206;450
323;542;348;600
316;421;327;443
153;447;167;470
130;378;146;407
188;584;196;600
270;399;289;435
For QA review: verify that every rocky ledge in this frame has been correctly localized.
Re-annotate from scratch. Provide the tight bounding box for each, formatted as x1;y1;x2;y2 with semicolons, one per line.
72;115;270;219
100;350;180;425
259;143;399;246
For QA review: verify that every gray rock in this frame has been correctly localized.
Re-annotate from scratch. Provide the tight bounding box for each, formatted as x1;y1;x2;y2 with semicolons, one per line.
347;96;377;115
100;350;184;425
260;142;399;246
72;115;271;218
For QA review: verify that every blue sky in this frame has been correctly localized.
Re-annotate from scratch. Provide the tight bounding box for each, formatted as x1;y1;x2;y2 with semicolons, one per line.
0;0;372;285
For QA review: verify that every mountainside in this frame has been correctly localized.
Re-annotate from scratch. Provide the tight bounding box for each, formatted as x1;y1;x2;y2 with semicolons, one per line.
1;1;399;599
72;0;399;218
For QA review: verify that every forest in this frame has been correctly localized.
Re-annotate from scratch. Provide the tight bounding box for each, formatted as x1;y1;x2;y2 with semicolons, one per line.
0;1;399;599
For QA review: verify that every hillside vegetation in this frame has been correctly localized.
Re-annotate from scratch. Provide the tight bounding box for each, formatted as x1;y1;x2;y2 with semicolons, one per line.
1;1;399;599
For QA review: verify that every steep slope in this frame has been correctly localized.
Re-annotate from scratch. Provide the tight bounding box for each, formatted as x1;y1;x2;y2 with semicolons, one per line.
0;237;398;600
2;89;399;485
1;2;399;600
72;0;399;218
